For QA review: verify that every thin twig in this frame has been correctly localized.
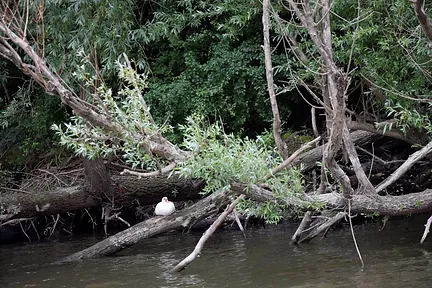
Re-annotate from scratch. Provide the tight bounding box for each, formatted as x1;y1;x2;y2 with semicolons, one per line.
49;214;60;237
348;199;364;267
30;219;40;240
19;220;31;242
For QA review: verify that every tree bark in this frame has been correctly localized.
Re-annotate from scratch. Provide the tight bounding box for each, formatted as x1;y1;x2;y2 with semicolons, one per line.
59;190;231;262
0;174;204;220
263;0;288;159
231;182;432;217
83;157;114;198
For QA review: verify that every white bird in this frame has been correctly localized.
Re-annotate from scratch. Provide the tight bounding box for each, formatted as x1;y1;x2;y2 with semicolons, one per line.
155;197;175;216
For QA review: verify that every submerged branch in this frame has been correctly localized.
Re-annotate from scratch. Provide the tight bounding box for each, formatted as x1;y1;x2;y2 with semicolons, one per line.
171;194;245;272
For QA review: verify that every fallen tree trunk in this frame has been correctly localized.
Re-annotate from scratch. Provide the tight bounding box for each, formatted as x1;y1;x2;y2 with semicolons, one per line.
231;182;432;217
0;174;204;220
315;191;432;216
59;190;231;262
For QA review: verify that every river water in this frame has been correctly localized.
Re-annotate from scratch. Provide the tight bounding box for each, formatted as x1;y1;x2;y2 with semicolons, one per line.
1;216;432;288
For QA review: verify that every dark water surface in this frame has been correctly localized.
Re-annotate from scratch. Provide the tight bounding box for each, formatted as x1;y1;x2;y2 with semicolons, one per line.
2;216;432;288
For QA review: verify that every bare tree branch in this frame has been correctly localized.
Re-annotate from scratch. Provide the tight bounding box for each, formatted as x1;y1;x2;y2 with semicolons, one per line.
263;0;288;159
171;194;245;272
375;140;432;194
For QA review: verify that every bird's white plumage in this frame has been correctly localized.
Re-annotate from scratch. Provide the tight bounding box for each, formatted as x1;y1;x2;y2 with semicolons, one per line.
155;197;175;216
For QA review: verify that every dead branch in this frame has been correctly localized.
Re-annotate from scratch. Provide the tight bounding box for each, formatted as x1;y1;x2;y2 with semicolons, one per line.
0;174;204;220
266;136;321;179
348;200;364;267
171;194;245;272
375;140;432;194
291;211;312;244
348;120;427;146
299;212;346;243
342;123;375;195
420;215;432;243
233;209;246;237
232;181;432;217
263;0;288;159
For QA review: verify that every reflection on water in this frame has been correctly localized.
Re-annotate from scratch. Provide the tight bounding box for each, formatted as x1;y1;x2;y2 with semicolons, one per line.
1;216;432;288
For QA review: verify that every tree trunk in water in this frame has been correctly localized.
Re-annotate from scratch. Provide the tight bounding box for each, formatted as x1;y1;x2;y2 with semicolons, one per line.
59;190;231;262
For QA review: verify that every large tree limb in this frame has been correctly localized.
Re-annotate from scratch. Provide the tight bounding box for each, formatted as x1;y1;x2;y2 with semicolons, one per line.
292;130;380;172
342;123;375;195
348;121;427;146
231;182;432;217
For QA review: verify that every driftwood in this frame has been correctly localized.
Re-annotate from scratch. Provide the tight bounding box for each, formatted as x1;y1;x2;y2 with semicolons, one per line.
171;195;245;272
59;190;231;262
0;174;204;220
